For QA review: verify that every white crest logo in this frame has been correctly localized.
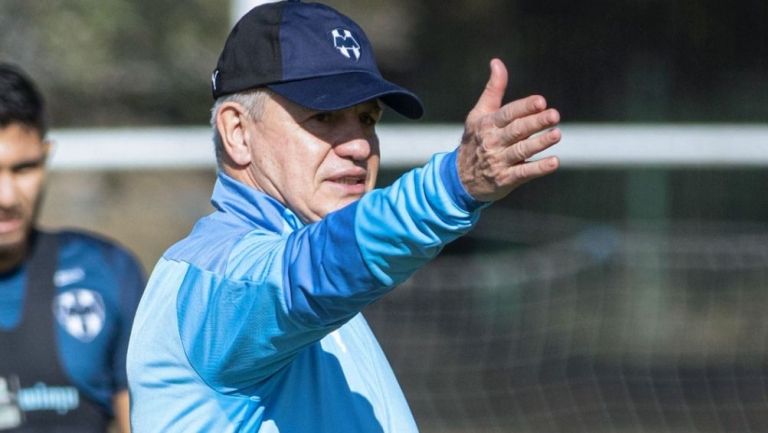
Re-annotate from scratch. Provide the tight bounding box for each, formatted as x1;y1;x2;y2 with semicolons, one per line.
53;289;105;342
211;70;220;91
53;267;85;287
331;29;361;61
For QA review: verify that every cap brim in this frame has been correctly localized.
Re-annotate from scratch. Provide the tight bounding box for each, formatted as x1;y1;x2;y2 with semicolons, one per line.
267;72;424;119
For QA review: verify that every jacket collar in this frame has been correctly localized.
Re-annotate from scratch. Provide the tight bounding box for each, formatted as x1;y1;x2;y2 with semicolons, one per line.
211;172;304;235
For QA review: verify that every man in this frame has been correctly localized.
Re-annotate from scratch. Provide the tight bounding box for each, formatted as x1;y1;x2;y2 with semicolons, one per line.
0;63;144;433
127;1;561;432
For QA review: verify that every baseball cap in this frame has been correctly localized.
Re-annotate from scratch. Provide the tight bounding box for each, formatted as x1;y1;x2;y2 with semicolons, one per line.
211;0;424;119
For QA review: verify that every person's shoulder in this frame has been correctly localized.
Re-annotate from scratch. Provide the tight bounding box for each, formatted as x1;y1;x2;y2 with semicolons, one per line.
51;227;125;250
45;227;141;267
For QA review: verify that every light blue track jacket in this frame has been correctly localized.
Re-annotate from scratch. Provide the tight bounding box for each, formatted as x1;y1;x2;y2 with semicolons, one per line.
127;150;484;432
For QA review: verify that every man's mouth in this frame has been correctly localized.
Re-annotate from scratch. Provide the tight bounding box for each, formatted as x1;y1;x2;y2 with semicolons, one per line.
327;172;368;195
334;176;365;185
0;218;23;235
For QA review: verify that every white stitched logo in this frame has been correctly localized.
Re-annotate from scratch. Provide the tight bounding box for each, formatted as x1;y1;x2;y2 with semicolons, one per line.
0;377;22;429
53;289;106;342
18;383;79;415
211;69;220;91
331;28;361;61
53;268;85;287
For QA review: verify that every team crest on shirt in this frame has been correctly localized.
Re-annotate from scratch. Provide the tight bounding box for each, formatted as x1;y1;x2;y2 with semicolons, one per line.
52;289;106;342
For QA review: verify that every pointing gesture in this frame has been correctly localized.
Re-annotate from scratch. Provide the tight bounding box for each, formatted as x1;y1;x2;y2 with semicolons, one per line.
458;59;561;202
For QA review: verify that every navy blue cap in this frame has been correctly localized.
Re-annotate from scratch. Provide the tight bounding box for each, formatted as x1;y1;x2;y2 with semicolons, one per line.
211;0;424;119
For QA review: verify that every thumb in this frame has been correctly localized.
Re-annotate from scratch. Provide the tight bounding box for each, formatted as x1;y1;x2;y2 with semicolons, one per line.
470;58;508;116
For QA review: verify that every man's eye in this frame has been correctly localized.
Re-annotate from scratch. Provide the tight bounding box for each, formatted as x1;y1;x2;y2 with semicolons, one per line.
14;163;42;173
312;112;332;122
360;113;378;126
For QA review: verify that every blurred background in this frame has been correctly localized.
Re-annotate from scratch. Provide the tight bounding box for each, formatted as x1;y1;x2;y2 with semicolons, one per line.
2;0;767;431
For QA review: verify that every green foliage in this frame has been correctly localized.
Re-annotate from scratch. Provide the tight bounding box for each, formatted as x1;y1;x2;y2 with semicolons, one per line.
1;0;765;126
0;0;228;126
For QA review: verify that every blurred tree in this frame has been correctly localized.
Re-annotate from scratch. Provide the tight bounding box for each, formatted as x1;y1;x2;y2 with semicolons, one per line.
406;0;767;122
0;0;228;126
0;0;765;126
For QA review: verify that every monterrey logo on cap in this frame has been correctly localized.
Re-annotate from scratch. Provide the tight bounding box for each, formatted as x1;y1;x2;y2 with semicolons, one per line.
331;28;361;61
211;69;220;91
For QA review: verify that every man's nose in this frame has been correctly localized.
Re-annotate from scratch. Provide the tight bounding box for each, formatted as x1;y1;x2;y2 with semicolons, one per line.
333;117;377;161
334;135;373;161
0;173;18;208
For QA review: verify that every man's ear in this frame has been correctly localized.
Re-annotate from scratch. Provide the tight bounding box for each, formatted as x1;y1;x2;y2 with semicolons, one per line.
41;138;52;164
216;102;252;167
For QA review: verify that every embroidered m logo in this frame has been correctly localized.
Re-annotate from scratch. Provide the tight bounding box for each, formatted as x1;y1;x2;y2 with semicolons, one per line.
331;28;361;61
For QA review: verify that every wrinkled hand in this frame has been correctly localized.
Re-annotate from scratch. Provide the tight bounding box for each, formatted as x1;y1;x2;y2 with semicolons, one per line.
458;59;561;202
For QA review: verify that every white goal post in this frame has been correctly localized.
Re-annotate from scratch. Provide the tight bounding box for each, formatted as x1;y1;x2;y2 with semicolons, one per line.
47;124;768;170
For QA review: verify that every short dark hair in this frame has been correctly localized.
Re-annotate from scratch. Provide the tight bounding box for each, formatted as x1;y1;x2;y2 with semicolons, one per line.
0;63;47;136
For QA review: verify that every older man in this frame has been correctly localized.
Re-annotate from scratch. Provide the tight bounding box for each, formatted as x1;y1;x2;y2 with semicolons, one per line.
127;1;561;432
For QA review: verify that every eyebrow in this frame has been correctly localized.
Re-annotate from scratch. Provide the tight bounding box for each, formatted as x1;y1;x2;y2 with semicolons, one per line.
5;156;46;171
365;102;383;116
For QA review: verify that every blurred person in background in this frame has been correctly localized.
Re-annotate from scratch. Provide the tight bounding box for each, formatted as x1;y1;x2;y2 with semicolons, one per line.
0;63;144;433
127;1;561;432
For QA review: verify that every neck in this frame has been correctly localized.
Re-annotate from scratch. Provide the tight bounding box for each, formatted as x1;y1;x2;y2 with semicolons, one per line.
0;244;28;274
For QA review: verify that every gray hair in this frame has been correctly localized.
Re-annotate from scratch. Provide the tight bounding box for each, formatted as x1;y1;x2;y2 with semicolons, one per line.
210;89;270;168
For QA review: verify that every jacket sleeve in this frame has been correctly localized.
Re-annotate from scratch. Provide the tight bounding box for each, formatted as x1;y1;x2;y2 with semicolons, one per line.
111;247;146;393
179;150;485;391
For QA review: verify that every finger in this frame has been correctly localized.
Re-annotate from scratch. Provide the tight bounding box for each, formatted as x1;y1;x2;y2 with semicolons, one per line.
492;95;547;128
498;108;560;145
470;59;508;116
502;156;560;186
503;128;562;164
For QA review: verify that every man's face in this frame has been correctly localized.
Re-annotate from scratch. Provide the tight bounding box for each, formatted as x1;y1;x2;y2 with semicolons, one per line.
0;123;48;255
245;94;381;223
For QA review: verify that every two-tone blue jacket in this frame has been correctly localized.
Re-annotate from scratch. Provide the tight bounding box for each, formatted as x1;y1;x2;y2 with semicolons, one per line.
127;150;484;432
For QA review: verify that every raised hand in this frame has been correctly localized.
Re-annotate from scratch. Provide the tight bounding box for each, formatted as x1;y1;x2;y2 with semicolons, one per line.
457;58;561;202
